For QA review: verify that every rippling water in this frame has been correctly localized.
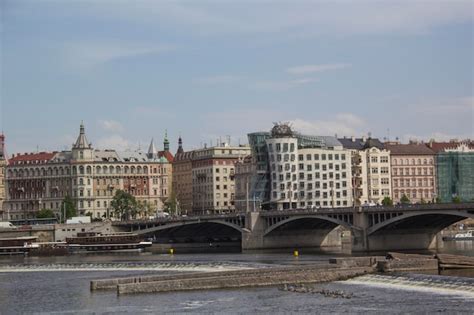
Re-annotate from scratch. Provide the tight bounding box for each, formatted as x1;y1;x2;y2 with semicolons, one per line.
0;241;473;314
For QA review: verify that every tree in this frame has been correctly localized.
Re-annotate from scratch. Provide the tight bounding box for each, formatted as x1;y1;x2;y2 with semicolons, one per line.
164;192;177;215
36;208;55;219
381;197;393;206
435;197;442;204
452;195;462;203
61;195;77;223
400;194;410;204
111;190;137;221
420;198;427;204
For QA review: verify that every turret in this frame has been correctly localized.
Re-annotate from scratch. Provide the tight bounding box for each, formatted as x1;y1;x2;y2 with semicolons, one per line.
72;122;93;161
163;130;170;152
177;135;184;154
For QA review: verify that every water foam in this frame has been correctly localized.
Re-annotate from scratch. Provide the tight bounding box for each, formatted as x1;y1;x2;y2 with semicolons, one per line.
343;273;474;298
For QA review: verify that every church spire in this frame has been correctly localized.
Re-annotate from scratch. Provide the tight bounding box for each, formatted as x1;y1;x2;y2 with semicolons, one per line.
73;121;91;149
177;135;184;154
163;130;170;152
147;138;158;158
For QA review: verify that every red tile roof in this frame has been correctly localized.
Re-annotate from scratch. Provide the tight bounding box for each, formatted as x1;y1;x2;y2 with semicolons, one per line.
158;150;174;163
384;144;435;155
9;152;56;165
426;141;474;153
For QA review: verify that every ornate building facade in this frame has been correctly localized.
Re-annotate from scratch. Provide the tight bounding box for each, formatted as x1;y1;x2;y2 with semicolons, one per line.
0;134;6;216
4;124;173;220
385;142;436;203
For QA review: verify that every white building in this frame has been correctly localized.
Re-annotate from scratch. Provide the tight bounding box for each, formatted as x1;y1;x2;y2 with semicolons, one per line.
339;137;392;205
265;124;353;210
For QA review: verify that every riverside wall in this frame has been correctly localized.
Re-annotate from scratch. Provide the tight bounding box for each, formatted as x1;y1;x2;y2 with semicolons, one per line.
117;266;374;295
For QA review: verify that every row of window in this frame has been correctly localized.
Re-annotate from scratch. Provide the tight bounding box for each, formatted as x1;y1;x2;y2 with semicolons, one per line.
272;190;351;200
272;172;348;182
392;167;434;176
393;178;435;187
392;158;433;166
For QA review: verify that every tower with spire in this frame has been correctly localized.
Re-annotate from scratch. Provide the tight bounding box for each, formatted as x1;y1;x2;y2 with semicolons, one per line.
72;122;93;161
177;135;184;154
147;138;158;159
163;130;170;152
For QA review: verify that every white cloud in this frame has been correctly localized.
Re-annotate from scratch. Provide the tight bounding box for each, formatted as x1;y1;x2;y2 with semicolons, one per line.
77;2;473;37
95;135;137;151
402;132;473;143
291;113;367;137
250;78;317;91
287;63;351;75
414;96;474;115
98;120;124;132
61;40;175;71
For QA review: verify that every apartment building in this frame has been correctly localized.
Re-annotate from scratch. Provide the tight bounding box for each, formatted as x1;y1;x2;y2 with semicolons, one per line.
5;124;173;220
339;137;391;205
384;142;436;203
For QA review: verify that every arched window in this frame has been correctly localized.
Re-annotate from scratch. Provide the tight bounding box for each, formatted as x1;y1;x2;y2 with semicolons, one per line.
96;166;101;174
423;159;427;165
79;178;84;185
124;166;129;174
411;159;415;165
116;166;121;174
137;166;142;174
86;166;92;174
109;166;114;174
80;166;85;175
103;166;107;174
143;166;148;174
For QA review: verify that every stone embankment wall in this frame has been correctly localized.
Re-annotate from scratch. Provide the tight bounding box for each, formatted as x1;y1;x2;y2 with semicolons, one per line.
91;265;343;291
115;266;374;295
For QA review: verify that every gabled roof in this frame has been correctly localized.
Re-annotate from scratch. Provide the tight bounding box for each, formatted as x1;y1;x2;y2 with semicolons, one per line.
384;143;435;155
159;150;174;163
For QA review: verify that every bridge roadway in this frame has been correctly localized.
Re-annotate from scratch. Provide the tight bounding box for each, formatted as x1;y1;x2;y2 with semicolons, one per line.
113;203;474;252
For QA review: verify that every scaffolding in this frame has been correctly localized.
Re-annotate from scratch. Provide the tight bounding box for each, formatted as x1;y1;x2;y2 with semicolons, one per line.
436;152;474;202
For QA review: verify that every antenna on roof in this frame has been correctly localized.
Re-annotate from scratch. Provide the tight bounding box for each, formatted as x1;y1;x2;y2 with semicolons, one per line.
387;128;390;142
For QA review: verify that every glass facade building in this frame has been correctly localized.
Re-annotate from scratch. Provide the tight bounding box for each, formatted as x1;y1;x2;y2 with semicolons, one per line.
436;152;474;202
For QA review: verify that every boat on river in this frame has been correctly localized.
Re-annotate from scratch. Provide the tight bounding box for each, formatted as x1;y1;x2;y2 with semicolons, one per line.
65;232;152;253
442;230;474;241
0;236;37;255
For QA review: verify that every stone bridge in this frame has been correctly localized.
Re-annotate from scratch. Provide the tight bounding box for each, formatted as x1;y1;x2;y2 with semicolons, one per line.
113;203;474;252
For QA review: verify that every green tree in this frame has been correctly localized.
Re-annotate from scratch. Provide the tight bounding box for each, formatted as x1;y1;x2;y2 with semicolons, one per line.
36;208;55;219
435;197;442;204
400;194;410;205
111;190;137;221
452;195;462;203
381;197;393;206
420;198;427;204
61;195;77;223
164;192;177;215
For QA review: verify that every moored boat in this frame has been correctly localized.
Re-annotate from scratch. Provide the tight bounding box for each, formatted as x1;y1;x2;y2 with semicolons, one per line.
442;230;474;241
0;236;38;255
65;232;152;253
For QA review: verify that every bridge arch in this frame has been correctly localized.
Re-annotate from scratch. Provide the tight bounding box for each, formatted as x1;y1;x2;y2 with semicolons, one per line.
367;210;474;236
136;220;245;235
264;215;353;236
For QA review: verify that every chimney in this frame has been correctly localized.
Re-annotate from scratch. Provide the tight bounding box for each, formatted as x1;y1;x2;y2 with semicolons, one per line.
351;136;355;142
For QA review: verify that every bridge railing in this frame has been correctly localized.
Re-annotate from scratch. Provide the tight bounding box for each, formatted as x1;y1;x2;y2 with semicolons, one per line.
112;202;474;225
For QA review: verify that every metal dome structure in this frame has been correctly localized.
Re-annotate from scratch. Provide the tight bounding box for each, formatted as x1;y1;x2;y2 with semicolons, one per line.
271;122;294;138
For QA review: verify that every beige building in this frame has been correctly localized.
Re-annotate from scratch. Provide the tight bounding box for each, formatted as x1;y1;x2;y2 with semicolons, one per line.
5;124;173;220
385;142;436;204
172;145;194;213
191;144;251;213
234;155;254;211
0;134;6;217
339;137;392;205
173;142;251;214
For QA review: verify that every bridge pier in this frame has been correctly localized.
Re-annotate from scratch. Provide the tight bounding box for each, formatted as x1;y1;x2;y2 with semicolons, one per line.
242;212;344;251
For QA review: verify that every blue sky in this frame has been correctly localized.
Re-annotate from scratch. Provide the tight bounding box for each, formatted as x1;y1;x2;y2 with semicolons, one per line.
1;0;473;155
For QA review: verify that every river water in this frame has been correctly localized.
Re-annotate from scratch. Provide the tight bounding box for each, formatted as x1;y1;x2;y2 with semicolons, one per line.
0;241;473;314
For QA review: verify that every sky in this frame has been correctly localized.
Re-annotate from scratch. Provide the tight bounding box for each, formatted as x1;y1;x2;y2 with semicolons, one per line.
1;0;473;155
